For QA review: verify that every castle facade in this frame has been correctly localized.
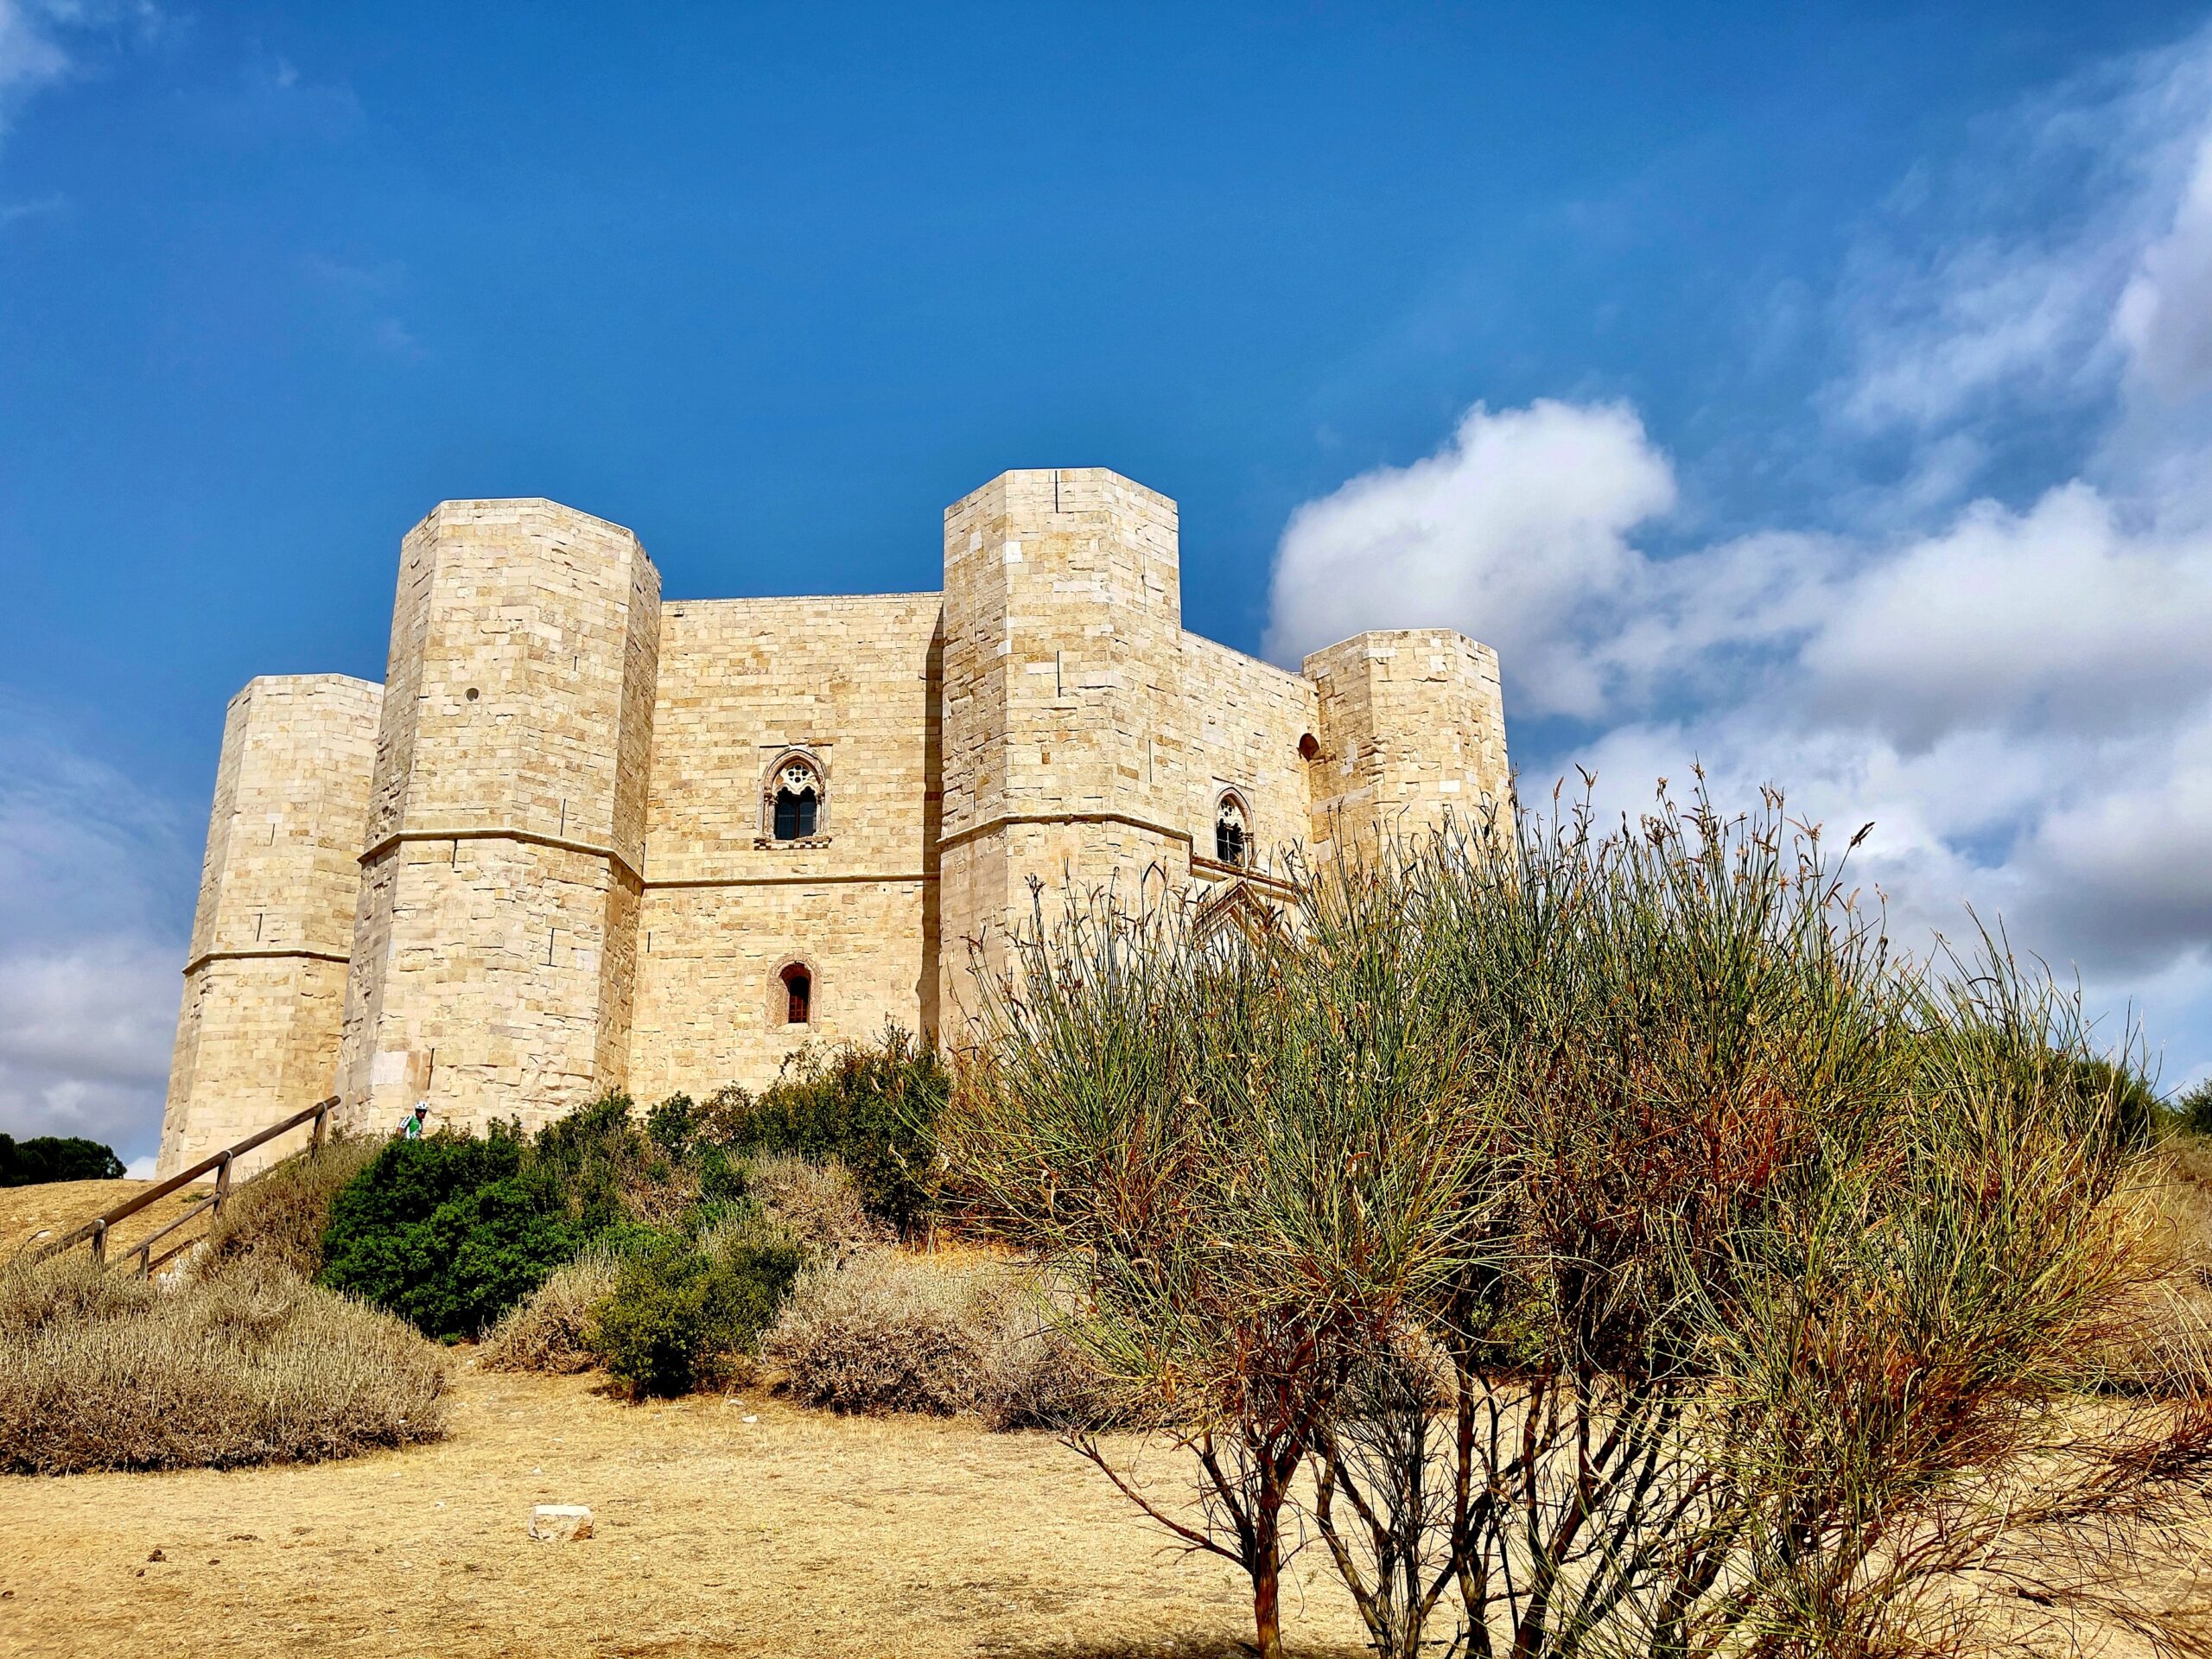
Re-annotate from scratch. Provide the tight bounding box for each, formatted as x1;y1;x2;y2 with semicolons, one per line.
157;468;1510;1175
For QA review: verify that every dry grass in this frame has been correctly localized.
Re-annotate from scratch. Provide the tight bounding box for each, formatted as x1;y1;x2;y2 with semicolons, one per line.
0;1177;212;1269
2108;1136;2212;1395
764;1248;1126;1429
766;1249;993;1415
0;1361;1379;1658
0;1254;449;1474
745;1153;887;1259
194;1135;382;1281
478;1244;625;1375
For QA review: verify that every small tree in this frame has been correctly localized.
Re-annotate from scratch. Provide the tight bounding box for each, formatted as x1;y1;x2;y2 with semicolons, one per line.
943;858;1491;1659
942;784;2212;1659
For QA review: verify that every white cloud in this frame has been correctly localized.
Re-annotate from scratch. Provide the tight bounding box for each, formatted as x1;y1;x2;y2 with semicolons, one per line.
1265;399;1677;717
1263;22;2212;1079
0;707;189;1160
2116;129;2212;404
0;1;156;143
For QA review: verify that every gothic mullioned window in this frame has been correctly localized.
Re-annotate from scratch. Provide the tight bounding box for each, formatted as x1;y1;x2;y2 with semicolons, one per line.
1214;790;1251;868
763;752;826;842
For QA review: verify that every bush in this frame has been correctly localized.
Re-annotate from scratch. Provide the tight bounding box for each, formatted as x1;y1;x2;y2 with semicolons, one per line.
318;1128;582;1340
0;1255;448;1473
943;785;2212;1659
2175;1076;2212;1139
479;1243;626;1375
195;1135;381;1281
765;1249;990;1415
973;1278;1133;1433
745;1154;887;1260
698;1027;946;1231
0;1134;124;1186
531;1090;697;1230
761;1248;1117;1425
588;1215;801;1399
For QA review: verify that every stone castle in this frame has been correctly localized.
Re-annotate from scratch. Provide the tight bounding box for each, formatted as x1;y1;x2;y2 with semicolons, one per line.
156;468;1511;1176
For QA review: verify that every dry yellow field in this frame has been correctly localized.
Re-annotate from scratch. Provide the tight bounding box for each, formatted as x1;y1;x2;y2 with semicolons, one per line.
0;1178;216;1271
6;1179;2211;1658
0;1361;1370;1659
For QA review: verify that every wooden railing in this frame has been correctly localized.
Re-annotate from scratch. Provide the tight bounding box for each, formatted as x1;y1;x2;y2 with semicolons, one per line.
36;1096;340;1276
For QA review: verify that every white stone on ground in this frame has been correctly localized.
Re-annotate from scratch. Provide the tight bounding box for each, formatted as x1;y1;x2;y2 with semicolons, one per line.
529;1504;594;1542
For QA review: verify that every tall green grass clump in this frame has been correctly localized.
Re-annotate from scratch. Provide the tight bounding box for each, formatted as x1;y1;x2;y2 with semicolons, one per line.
941;780;2212;1659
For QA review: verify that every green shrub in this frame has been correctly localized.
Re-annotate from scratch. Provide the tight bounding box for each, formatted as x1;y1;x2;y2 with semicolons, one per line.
195;1135;381;1280
698;1027;946;1230
0;1134;124;1186
645;1092;696;1158
318;1128;581;1340
588;1217;800;1399
2175;1077;2212;1139
530;1090;685;1230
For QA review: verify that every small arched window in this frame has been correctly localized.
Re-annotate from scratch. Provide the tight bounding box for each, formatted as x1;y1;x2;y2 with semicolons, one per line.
780;962;811;1025
770;756;823;841
1215;791;1251;868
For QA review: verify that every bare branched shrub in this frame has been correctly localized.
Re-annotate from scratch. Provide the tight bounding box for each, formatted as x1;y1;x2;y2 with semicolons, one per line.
0;1255;448;1473
764;1249;993;1414
478;1243;625;1374
194;1134;382;1280
940;781;2212;1659
745;1155;889;1261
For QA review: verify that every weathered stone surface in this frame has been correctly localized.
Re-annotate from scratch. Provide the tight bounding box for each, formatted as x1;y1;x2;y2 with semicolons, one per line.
529;1504;594;1542
160;675;383;1178
158;467;1511;1166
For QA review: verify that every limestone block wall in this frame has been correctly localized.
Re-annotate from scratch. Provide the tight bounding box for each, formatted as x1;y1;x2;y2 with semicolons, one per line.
157;470;1518;1162
334;499;661;1139
1303;630;1512;861
1176;632;1319;888
936;468;1190;1033
626;593;941;1102
158;675;384;1176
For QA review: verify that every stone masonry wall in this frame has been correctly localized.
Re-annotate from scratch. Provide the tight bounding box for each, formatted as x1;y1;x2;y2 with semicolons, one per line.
159;675;384;1176
1175;632;1319;889
1304;630;1512;862
159;477;1513;1160
626;593;941;1103
334;499;661;1140
936;469;1191;1038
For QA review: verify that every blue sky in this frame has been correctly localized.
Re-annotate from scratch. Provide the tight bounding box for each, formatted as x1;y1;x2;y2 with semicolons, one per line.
6;2;2212;1164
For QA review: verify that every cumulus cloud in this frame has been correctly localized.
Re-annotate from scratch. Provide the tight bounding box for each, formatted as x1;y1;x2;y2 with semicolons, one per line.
1265;400;1677;716
0;707;190;1159
1264;22;2212;1077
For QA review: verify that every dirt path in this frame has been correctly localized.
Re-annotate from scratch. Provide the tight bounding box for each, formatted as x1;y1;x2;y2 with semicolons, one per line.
0;1361;1369;1658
